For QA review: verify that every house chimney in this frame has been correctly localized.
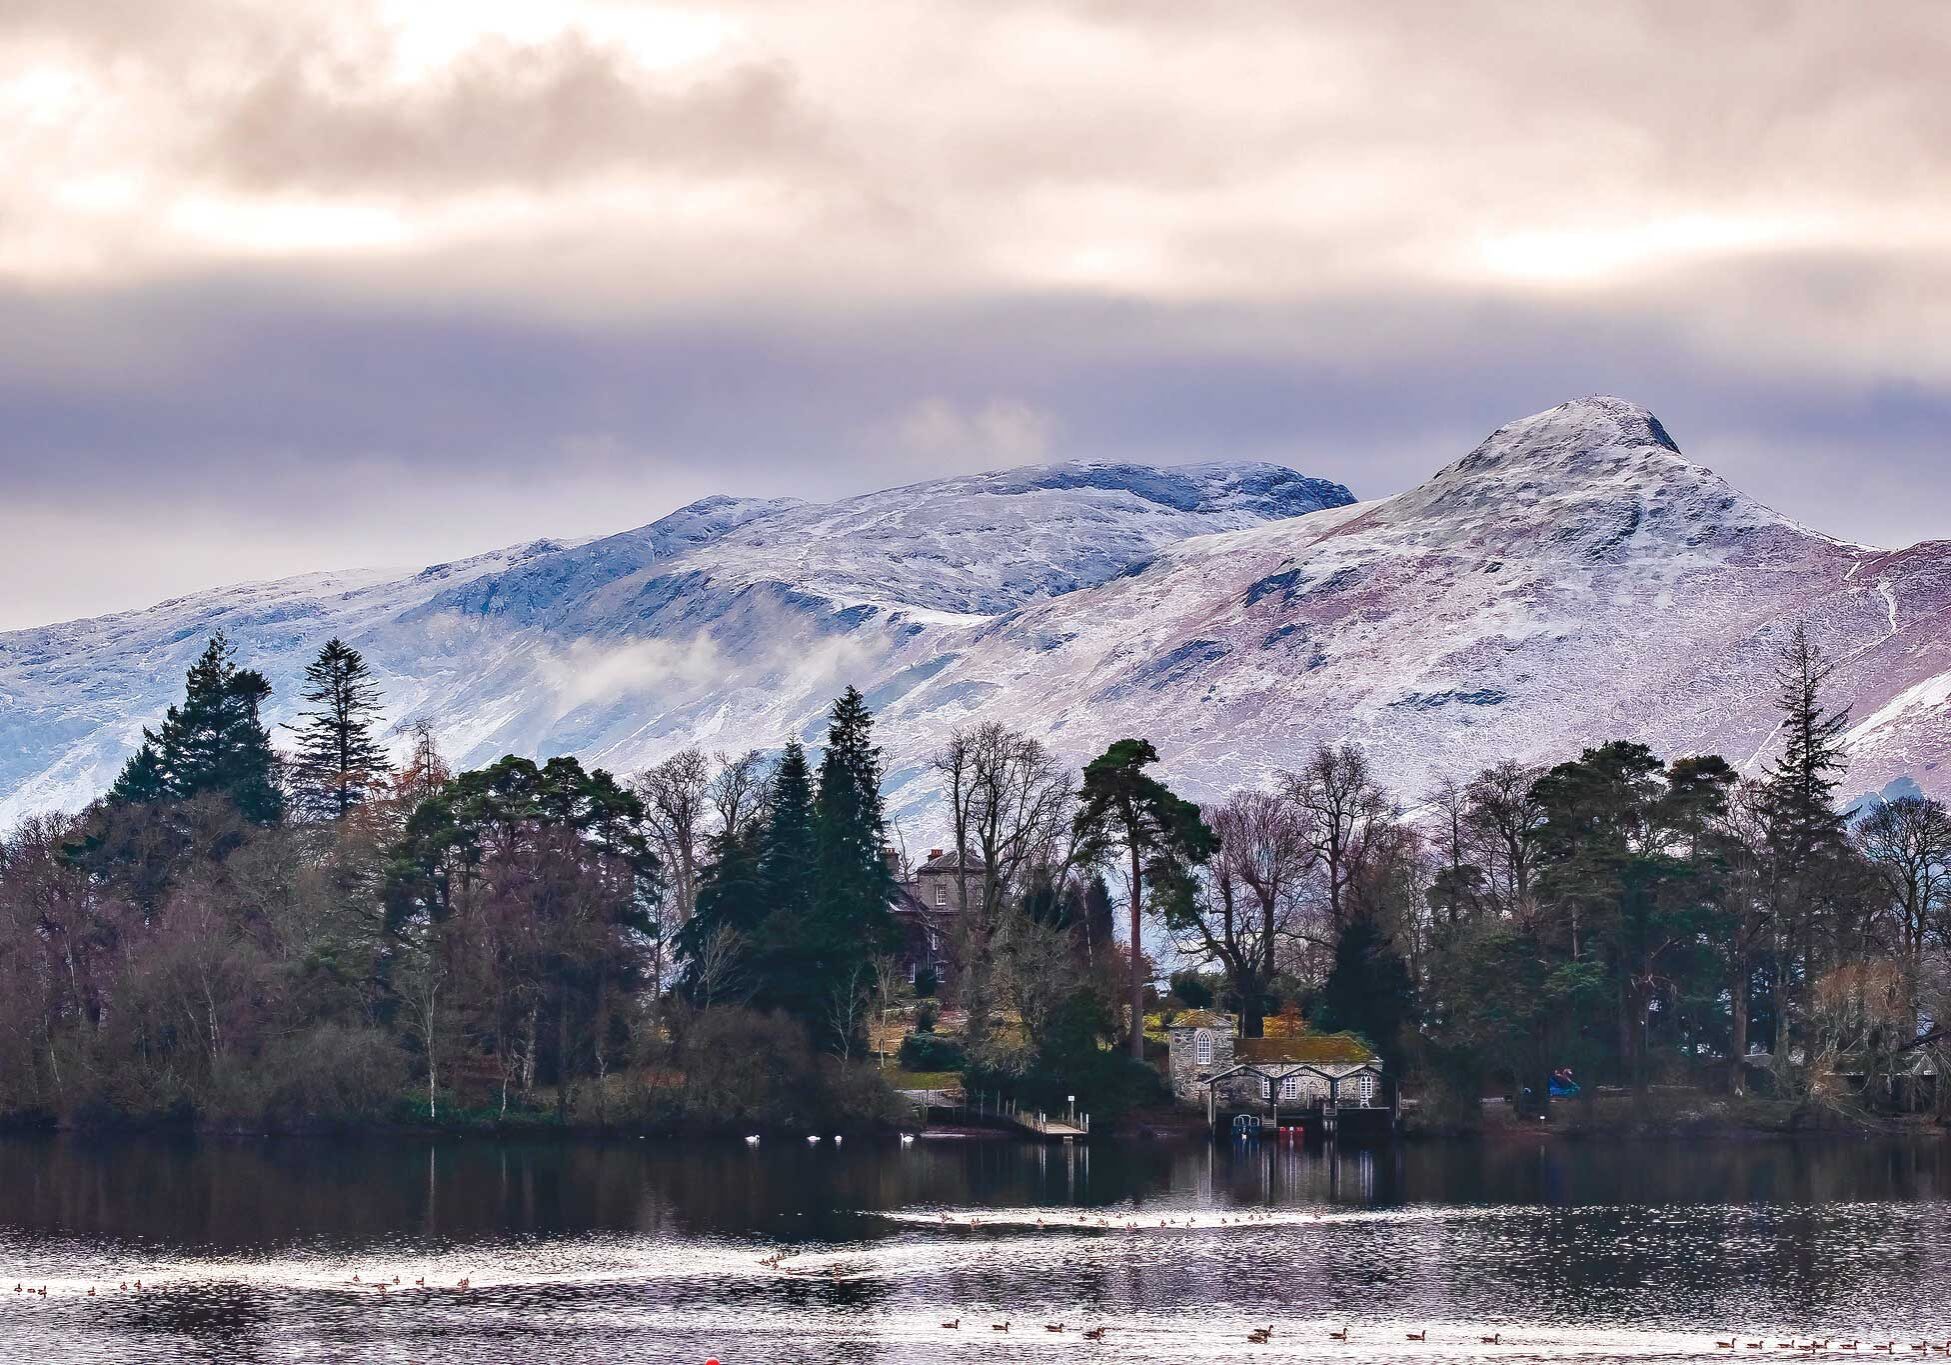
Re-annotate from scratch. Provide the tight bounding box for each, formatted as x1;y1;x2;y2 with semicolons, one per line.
928;849;943;860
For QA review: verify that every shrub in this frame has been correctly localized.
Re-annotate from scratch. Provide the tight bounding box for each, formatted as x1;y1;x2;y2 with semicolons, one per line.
913;1001;938;1033
898;1033;965;1071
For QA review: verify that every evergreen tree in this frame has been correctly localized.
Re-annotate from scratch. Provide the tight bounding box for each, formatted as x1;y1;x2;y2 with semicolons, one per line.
804;690;897;1048
1758;622;1853;1066
1317;914;1416;1074
109;633;283;824
1762;622;1850;865
289;637;391;820
759;741;817;921
105;742;169;806
1073;738;1219;1058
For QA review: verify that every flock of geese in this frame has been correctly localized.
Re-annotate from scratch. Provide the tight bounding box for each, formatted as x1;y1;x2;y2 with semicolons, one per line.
926;1324;1951;1351
1715;1344;1951;1355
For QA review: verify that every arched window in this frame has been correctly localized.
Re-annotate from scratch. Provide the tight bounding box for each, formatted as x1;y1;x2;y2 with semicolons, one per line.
1193;1030;1213;1066
1356;1072;1376;1105
1279;1074;1300;1101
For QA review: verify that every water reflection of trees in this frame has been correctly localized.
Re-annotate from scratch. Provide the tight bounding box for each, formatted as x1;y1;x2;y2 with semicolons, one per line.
7;1134;1951;1343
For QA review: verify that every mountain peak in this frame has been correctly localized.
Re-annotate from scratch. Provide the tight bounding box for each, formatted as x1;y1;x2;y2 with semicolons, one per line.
1375;395;1787;555
1455;395;1683;479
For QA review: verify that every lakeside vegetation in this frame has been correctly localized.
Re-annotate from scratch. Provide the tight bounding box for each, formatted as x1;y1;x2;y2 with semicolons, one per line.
0;623;1945;1136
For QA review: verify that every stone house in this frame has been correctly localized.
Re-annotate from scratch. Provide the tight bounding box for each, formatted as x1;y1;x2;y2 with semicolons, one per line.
882;847;985;986
1166;1010;1385;1111
913;848;982;914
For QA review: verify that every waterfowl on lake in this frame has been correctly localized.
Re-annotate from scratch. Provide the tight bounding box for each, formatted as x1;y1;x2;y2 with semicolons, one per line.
1249;1329;1272;1344
1045;1323;1064;1332
1084;1327;1107;1341
1482;1333;1502;1344
1717;1340;1737;1350
1409;1330;1427;1341
992;1321;1010;1332
941;1319;959;1329
1329;1326;1349;1341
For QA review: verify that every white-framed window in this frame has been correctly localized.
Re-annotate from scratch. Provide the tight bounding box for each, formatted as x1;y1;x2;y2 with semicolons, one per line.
1193;1030;1213;1066
1356;1072;1376;1106
1279;1074;1300;1101
934;881;948;908
1259;1076;1271;1099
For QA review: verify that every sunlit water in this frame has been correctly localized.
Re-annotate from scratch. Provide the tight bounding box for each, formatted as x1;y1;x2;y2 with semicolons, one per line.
1;1134;1948;1362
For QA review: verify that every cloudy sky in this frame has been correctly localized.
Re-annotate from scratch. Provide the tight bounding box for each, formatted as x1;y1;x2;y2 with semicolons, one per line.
3;0;1949;629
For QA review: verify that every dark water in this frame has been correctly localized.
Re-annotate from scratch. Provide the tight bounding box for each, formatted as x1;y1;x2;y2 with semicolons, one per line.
2;1133;1949;1362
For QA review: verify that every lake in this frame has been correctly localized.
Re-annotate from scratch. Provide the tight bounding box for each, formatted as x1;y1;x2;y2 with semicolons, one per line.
1;1133;1948;1362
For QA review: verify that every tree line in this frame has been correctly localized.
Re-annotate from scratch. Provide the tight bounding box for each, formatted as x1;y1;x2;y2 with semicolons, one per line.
0;620;1946;1132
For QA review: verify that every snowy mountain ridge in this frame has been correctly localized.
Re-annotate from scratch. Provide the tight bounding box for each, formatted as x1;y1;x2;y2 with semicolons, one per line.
4;400;1950;835
0;458;1352;825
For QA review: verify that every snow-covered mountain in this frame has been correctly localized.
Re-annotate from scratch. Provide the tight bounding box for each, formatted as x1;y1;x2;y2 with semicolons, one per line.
5;399;1949;833
0;460;1349;825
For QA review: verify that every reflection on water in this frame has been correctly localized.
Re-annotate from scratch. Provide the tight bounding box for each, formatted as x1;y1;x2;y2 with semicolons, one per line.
1;1135;1948;1362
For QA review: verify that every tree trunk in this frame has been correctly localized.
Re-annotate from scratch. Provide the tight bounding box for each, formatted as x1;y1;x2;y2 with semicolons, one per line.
1728;955;1749;1096
1128;839;1145;1060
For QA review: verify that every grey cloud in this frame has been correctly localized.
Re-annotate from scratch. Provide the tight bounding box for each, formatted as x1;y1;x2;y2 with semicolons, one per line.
196;36;829;194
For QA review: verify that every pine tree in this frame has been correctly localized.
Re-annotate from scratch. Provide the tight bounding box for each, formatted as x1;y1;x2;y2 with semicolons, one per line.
1073;738;1218;1057
110;633;283;824
289;637;390;820
1762;621;1850;865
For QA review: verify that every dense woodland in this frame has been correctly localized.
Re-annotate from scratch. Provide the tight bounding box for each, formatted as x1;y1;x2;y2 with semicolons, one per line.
0;622;1946;1133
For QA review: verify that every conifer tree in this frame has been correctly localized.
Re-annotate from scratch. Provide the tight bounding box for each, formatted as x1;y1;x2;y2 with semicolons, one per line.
109;632;283;824
813;687;895;932
759;740;817;920
1073;738;1219;1058
1758;621;1853;1067
803;690;898;1047
1762;622;1850;865
289;637;391;820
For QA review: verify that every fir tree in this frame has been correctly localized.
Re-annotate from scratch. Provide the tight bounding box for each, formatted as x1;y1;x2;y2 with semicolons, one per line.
1762;621;1851;865
812;687;895;937
759;741;817;921
1758;621;1853;1066
105;742;169;806
289;637;391;820
110;633;283;824
795;692;899;1048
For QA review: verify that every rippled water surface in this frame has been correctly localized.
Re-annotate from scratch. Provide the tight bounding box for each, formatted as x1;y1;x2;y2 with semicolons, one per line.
2;1134;1949;1362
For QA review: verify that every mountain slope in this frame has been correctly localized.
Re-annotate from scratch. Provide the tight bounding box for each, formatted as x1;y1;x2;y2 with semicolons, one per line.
5;399;1949;835
860;397;1951;816
0;461;1351;824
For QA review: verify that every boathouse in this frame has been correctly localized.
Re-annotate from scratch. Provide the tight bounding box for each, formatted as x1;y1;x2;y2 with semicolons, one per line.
1166;1010;1395;1137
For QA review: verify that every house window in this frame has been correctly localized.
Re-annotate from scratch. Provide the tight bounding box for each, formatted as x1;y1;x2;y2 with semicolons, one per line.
1194;1030;1213;1066
934;881;948;908
1279;1075;1300;1101
1259;1076;1271;1099
1356;1073;1376;1106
